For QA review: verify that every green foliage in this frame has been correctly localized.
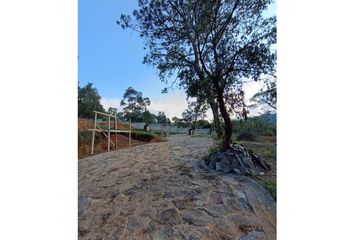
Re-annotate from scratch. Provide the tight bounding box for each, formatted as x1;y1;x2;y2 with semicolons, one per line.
119;0;276;150
232;114;276;137
196;119;211;129
204;141;223;160
156;112;171;125
263;147;276;159
120;87;151;122
108;107;118;116
142;111;157;125
131;130;157;141
78;83;105;118
262;180;276;201
182;100;208;128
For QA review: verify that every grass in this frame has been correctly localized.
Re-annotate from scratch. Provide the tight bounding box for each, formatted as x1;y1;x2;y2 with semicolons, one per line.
263;146;276;159
261;180;276;200
231;135;277;201
203;142;222;160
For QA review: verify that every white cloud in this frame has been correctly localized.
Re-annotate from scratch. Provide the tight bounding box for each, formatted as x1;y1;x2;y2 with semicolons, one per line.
148;93;188;119
100;98;122;111
101;81;270;121
242;80;270;116
100;93;189;119
243;80;263;106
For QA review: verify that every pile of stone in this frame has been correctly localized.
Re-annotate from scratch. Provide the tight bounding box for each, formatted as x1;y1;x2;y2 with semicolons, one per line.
205;144;271;176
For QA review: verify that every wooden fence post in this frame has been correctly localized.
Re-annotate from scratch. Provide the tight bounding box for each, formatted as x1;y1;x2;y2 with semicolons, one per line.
114;117;117;149
108;116;111;152
91;112;97;154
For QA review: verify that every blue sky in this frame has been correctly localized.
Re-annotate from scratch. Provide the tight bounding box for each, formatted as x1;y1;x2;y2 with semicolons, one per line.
79;0;276;118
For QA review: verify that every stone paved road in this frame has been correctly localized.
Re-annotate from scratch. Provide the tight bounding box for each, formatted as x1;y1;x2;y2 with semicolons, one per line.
78;134;276;240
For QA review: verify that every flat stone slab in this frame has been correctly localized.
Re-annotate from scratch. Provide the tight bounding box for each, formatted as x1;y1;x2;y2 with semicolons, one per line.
78;135;276;239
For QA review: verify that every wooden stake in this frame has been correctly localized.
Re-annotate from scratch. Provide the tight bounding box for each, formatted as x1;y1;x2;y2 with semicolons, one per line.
108;116;111;152
91;112;97;155
114;117;117;149
129;119;131;147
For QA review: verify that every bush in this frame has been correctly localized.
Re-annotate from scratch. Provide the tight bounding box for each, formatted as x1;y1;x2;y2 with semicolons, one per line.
130;131;157;142
204;142;222;160
264;128;276;136
232;114;276;137
263;147;276;159
236;132;256;141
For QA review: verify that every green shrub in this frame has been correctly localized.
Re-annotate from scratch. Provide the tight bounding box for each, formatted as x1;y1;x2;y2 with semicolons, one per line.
204;142;222;160
262;180;276;200
131;131;157;141
263;147;276;159
236;132;256;141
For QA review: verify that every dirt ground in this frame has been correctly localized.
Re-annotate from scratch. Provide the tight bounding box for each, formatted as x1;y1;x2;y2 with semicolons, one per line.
78;134;276;239
78;133;147;159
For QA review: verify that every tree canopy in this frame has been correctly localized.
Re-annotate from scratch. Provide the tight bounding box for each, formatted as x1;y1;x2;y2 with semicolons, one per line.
156;111;171;125
120;87;152;122
119;0;276;150
78;82;105;118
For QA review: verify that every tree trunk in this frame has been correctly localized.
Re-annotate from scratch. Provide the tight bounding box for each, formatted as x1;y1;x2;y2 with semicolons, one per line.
214;84;233;151
208;98;223;138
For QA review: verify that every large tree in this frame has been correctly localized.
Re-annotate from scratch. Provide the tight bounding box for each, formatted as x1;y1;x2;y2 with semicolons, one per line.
119;0;276;150
78;82;105;118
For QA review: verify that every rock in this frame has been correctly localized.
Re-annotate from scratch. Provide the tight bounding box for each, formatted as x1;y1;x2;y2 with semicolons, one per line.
254;156;271;171
220;161;231;173
220;154;231;165
78;196;91;218
231;158;240;169
181;209;210;226
240;231;266;240
236;191;255;213
162;191;174;198
241;157;254;169
155;208;183;225
205;143;271;177
215;162;222;171
156;225;175;240
208;153;219;168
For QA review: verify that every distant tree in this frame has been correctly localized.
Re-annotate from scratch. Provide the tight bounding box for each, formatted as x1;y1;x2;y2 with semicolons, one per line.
156;112;170;125
120;87;151;122
78;82;105;118
108;107;118;116
196;119;211;129
172;116;180;124
182;100;208;135
116;112;125;121
142;110;157;125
